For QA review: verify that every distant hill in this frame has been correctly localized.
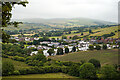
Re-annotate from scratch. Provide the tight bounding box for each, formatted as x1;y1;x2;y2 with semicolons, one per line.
12;18;116;28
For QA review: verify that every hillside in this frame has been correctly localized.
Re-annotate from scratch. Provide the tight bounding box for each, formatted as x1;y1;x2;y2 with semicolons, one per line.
2;58;31;70
12;18;116;28
50;49;119;66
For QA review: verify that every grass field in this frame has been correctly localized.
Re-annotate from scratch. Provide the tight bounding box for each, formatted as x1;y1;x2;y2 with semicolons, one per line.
3;73;77;78
89;26;118;37
2;58;31;70
50;49;119;66
50;26;119;39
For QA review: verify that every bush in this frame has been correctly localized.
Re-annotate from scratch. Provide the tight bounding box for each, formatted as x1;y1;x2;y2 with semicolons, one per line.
100;65;118;79
57;48;64;55
62;61;75;66
95;45;101;50
65;47;69;53
88;59;101;68
103;44;107;49
12;56;25;62
2;61;15;76
13;70;20;75
68;64;79;77
61;66;70;74
72;46;76;52
19;69;28;75
79;63;96;79
89;45;94;50
2;54;8;58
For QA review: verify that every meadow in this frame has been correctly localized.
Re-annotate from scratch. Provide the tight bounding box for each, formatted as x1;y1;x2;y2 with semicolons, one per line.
50;49;119;66
2;58;31;70
3;73;77;78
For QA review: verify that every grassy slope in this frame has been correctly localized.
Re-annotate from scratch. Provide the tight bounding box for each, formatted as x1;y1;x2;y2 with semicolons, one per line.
2;58;31;70
89;26;118;37
50;49;119;66
3;73;77;78
50;26;119;39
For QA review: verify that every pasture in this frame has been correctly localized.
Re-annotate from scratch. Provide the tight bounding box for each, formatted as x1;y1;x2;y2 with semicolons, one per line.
3;73;77;78
2;58;31;70
50;49;119;66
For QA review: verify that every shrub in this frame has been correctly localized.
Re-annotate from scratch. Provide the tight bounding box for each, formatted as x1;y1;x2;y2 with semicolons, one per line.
61;66;70;74
79;63;96;79
68;64;79;77
62;61;74;66
13;70;20;75
12;56;25;62
100;65;118;79
89;45;94;50
2;54;8;58
95;45;101;50
2;61;15;76
88;59;101;68
72;46;76;52
103;44;107;49
65;47;69;53
57;48;64;55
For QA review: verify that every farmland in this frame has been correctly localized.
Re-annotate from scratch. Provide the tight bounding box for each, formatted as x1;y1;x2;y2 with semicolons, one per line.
50;49;119;66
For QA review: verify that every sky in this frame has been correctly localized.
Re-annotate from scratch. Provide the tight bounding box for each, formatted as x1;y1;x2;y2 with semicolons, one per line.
11;0;120;22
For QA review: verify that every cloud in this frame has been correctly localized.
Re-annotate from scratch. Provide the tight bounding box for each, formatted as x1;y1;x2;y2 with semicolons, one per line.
11;0;119;22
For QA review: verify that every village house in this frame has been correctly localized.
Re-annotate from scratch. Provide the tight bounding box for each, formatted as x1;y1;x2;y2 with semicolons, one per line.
30;51;38;56
27;45;36;49
40;41;50;44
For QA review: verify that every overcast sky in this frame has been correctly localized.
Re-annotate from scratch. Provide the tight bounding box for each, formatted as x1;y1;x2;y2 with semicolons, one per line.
11;0;120;22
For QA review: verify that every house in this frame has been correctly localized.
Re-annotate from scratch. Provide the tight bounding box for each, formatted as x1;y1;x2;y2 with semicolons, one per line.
27;45;36;48
43;50;49;57
30;51;38;56
68;46;73;52
34;37;39;40
40;41;50;44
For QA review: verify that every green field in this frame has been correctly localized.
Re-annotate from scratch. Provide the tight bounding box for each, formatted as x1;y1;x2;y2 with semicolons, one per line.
50;26;119;39
3;73;77;78
50;49;119;66
2;58;31;70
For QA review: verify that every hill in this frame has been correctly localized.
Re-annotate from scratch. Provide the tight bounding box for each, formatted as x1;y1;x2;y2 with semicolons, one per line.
12;18;116;28
2;58;31;70
50;49;119;66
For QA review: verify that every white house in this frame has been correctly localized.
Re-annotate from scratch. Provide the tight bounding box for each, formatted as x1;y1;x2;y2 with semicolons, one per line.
40;41;50;44
30;51;38;56
43;50;49;57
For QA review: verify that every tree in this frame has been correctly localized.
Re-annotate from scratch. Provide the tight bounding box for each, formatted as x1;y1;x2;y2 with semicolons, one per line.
33;40;39;45
68;64;79;77
79;63;96;79
47;49;55;56
81;32;83;35
2;1;28;43
65;47;69;53
100;65;118;79
2;30;10;43
89;45;94;50
38;49;43;54
103;44;107;49
88;59;101;68
57;48;64;55
95;44;101;50
89;29;92;34
2;1;28;27
72;35;79;40
72;46;76;52
2;61;15;76
62;36;67;39
32;53;47;63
